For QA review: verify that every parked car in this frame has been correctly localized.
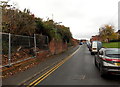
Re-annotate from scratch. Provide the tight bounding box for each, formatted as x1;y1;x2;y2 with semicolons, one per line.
90;41;102;55
94;48;120;77
86;41;91;51
79;42;83;45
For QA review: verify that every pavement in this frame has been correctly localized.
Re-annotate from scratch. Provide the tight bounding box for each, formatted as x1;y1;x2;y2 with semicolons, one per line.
2;45;79;86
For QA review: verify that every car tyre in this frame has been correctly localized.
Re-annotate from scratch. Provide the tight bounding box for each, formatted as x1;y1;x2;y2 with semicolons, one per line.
100;65;106;77
91;52;94;55
94;58;97;67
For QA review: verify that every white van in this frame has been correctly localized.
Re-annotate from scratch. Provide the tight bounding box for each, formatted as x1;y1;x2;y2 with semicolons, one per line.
91;41;102;55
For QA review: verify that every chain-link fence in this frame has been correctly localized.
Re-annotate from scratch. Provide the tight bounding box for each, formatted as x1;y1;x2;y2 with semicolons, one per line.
2;33;49;67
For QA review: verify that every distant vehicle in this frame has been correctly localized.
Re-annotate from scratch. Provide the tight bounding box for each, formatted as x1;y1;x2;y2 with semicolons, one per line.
94;48;120;77
86;41;91;50
79;42;83;45
90;41;102;55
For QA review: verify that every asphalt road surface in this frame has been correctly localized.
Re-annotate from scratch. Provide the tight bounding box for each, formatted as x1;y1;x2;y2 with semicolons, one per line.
29;45;120;86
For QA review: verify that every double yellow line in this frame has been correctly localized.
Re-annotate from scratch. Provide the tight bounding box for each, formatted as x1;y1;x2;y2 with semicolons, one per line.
27;46;81;87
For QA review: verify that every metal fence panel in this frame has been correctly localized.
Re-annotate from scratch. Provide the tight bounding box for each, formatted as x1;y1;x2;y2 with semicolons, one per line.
2;33;49;67
11;34;35;63
36;34;49;52
2;33;9;65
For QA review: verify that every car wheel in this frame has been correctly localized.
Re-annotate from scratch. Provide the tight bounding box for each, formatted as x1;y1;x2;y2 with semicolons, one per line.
94;58;97;67
91;52;94;55
100;65;106;77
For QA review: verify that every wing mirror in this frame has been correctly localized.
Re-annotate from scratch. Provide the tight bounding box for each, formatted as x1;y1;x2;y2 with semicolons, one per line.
98;52;104;57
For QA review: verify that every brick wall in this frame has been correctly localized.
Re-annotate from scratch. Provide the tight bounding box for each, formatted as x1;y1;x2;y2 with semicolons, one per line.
49;39;68;55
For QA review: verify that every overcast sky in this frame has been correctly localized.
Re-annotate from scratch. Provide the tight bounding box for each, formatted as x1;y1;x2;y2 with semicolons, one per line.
8;0;119;40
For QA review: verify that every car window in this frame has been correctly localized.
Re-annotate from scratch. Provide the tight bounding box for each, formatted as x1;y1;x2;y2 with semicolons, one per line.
105;49;120;58
92;42;97;48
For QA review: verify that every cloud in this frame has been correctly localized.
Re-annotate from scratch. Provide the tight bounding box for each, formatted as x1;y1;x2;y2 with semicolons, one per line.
9;0;119;40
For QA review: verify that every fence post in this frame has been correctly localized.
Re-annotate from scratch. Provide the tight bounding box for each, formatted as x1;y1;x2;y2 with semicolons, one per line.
46;36;49;44
34;34;37;56
8;33;11;66
0;7;2;87
28;36;31;47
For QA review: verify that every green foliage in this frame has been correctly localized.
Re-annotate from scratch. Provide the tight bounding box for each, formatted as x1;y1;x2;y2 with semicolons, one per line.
57;25;72;43
2;8;36;36
99;25;117;42
42;20;56;40
35;18;44;34
102;42;120;48
1;1;73;42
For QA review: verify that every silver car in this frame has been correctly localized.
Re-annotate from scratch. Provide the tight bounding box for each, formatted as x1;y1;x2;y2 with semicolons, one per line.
94;48;120;77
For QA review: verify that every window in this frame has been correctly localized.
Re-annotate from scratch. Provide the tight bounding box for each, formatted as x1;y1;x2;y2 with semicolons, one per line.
105;49;120;58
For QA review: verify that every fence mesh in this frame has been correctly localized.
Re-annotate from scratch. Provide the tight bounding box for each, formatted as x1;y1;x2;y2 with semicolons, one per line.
36;34;49;52
2;33;49;66
2;33;9;65
11;34;35;63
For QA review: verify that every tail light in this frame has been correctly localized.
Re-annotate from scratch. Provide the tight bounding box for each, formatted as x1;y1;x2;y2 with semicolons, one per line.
102;58;120;62
92;48;96;50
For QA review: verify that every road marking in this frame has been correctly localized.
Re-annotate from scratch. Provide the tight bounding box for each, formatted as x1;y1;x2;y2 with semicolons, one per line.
28;60;65;86
33;59;66;87
79;75;86;80
27;46;81;87
19;60;60;85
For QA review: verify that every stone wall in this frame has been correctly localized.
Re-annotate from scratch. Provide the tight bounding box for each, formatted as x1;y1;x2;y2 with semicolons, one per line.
49;39;68;55
37;38;78;59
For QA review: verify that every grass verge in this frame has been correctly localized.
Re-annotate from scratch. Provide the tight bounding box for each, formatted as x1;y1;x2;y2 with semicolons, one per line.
102;42;120;48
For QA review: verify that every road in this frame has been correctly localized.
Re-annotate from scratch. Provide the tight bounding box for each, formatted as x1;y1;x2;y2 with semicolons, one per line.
28;45;120;86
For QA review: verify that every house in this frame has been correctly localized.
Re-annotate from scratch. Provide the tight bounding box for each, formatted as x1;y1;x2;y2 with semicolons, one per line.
90;35;101;42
